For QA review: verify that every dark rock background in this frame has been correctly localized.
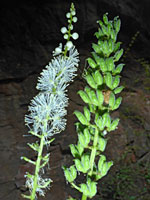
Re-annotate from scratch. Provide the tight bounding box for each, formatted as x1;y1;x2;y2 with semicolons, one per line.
0;0;150;199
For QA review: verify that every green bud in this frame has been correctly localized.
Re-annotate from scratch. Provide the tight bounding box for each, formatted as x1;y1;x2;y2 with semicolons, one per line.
92;43;101;54
98;155;106;171
114;42;121;52
74;111;89;125
87;57;97;68
78;90;91;104
101;161;113;176
103;13;108;25
107;22;113;35
88;90;99;106
111;29;116;42
91;52;101;66
103;40;109;55
95;117;104;131
98;137;107;152
114;86;124;94
105;72;113;89
99;58;107;72
76;142;84;156
74;159;84;172
109;92;116;108
81;154;90;173
78;133;86;147
63;166;77;183
85;74;97;89
113;63;125;74
102;25;108;35
112;75;120;89
112;97;122;110
105;57;115;71
83;128;91;145
87;179;97;198
114;49;123;62
108;118;120;131
96;89;104;107
93;70;103;86
80;183;89;197
83;106;91;122
70;144;78;157
102;112;111;128
115;19;121;33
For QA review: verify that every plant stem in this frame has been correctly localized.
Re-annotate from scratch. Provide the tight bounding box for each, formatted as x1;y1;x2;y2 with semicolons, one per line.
81;194;87;200
89;128;98;176
31;134;45;200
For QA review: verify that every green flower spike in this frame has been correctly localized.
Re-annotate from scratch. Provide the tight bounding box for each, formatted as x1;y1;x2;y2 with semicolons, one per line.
63;13;124;200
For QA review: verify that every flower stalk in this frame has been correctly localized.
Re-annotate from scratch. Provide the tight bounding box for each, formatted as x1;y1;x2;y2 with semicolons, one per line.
63;13;124;200
21;3;79;200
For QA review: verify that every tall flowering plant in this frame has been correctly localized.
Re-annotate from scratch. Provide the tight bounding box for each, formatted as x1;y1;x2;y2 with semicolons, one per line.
63;13;124;200
21;3;79;200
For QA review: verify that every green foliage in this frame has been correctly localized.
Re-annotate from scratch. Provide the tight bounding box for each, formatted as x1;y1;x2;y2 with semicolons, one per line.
63;13;124;200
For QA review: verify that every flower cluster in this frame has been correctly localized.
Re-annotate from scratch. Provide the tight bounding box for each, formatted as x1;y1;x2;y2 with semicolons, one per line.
22;3;79;200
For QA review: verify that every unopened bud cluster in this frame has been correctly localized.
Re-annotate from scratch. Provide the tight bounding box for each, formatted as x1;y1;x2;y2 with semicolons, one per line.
63;13;124;200
53;3;79;56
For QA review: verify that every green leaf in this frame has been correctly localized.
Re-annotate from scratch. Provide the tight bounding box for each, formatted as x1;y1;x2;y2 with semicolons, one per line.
78;90;91;104
87;57;97;68
99;58;107;72
74;111;89;125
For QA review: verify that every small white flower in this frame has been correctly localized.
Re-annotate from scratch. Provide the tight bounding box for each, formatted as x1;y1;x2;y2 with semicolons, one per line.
64;34;68;40
55;47;62;54
71;11;76;16
61;27;67;34
66;12;71;18
66;41;73;50
73;16;78;23
72;32;79;40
